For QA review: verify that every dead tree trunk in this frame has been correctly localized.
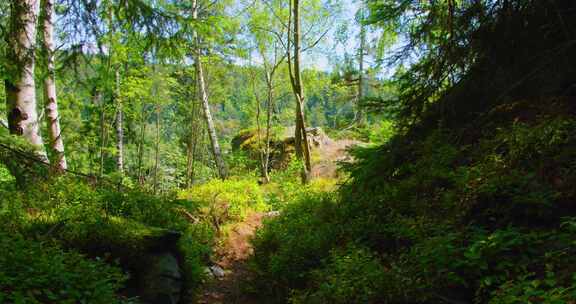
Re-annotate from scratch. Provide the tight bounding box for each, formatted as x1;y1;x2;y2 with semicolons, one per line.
153;103;161;193
96;91;107;178
137;104;146;185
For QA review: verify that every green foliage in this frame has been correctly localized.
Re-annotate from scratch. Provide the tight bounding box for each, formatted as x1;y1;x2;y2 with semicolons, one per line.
263;158;338;209
251;107;576;303
0;176;213;301
252;193;340;299
290;246;387;304
0;232;130;304
368;119;396;144
179;178;268;222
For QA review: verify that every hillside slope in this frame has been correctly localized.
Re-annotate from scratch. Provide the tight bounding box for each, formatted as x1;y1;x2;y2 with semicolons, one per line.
249;2;576;303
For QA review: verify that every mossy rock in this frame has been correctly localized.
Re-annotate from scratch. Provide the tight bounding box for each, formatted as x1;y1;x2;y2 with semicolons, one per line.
33;214;185;303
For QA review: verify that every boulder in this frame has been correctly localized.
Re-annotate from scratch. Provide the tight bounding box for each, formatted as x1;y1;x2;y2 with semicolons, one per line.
231;126;333;170
139;252;183;304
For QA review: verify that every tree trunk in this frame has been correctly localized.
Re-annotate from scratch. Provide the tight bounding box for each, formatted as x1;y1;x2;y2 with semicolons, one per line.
186;79;199;187
356;15;366;126
114;69;124;174
288;0;312;183
97;91;107;178
254;78;266;181
153;103;161;194
196;59;227;180
6;0;47;159
137;104;146;185
41;0;66;171
261;71;275;184
185;138;193;187
192;0;228;180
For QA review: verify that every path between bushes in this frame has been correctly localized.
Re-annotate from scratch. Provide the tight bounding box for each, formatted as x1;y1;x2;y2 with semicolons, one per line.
195;212;266;304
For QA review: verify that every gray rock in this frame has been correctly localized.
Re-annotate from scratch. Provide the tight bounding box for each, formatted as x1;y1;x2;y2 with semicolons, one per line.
265;211;281;217
139;253;182;304
209;265;225;278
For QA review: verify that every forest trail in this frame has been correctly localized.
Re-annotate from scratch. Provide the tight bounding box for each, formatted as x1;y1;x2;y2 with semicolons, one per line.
195;212;266;304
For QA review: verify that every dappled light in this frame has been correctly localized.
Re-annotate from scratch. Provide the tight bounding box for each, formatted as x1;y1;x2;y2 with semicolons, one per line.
1;0;576;303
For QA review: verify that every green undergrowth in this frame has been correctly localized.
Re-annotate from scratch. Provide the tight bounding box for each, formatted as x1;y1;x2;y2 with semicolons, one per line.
179;177;268;223
178;161;339;229
0;176;213;303
251;103;576;303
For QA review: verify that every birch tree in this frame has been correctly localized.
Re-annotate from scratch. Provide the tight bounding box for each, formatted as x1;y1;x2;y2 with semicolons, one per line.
40;0;67;170
191;0;228;180
5;0;47;158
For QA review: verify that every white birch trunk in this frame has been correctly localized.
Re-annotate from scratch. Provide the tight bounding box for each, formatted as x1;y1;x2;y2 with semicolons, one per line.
6;0;47;159
41;0;67;170
192;0;228;180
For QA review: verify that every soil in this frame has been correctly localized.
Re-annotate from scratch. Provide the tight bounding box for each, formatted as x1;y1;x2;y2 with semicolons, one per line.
194;136;360;303
195;212;266;304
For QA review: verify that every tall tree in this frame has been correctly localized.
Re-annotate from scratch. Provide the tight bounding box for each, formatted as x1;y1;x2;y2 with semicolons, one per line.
191;0;228;180
40;0;67;171
355;6;367;126
288;0;312;183
5;0;47;158
114;68;124;174
106;7;124;175
246;0;292;184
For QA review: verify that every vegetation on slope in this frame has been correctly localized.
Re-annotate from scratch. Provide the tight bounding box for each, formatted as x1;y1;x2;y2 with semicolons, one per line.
249;2;576;304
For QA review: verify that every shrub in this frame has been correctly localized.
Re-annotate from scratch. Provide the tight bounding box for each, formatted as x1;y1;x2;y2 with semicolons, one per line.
0;232;129;304
0;176;211;301
290;246;387;304
251;193;340;298
179;178;267;223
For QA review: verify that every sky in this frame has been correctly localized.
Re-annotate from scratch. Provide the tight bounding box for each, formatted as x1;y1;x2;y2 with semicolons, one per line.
303;0;361;71
234;0;364;73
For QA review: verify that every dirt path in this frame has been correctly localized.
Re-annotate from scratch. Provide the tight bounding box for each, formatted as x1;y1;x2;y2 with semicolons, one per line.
195;212;265;304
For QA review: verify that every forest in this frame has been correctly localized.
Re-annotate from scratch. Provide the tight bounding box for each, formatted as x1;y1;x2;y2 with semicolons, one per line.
1;0;576;303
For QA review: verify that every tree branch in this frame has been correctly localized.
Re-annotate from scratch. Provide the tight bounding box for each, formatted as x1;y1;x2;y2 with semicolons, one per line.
302;27;330;52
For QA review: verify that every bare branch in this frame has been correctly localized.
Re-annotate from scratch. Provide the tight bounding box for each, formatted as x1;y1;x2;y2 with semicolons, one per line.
302;27;329;52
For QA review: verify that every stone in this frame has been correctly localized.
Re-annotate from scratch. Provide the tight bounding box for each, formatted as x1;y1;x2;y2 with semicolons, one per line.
265;211;281;217
209;265;225;278
139;253;182;304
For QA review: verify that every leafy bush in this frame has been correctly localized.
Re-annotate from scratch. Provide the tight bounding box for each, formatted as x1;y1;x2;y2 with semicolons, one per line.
0;232;129;304
179;178;267;223
290;246;387;304
0;176;212;301
251;193;340;298
368;119;396;144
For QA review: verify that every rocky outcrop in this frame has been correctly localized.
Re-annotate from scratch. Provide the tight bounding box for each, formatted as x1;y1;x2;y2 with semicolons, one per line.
231;127;360;178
